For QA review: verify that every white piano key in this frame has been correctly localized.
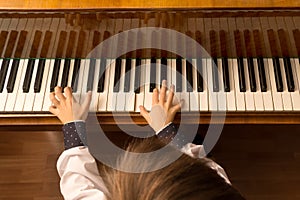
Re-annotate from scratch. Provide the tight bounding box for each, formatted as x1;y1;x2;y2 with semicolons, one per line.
98;59;111;111
144;59;152;111
134;59;146;112
252;58;264;111
207;58;218;111
171;59;180;106
232;58;246;111
79;59;91;105
226;59;237;111
217;58;226;111
5;59;26;111
67;59;75;87
0;59;13;111
279;58;293;111
267;58;283;111
290;58;300;110
116;59;126;111
89;59;101;112
156;58;161;86
243;58;255;111
181;59;189;111
57;59;65;87
262;58;274;111
125;59;136;112
199;59;208;111
107;59;117;111
14;59;29;111
42;59;55;111
167;59;172;86
190;59;199;111
33;59;51;111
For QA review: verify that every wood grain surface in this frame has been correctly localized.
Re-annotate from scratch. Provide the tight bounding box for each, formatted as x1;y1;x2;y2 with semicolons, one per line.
0;0;299;10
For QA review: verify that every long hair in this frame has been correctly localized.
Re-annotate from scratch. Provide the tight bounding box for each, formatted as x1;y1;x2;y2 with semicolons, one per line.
97;137;245;200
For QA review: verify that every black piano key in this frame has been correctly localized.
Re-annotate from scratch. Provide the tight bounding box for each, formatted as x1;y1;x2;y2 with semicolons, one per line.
113;58;122;92
186;59;193;92
149;57;157;92
196;58;203;92
257;57;267;92
0;59;10;92
34;59;46;93
222;57;230;92
160;57;167;85
272;57;283;92
247;58;256;92
97;58;106;93
212;58;219;92
50;59;61;92
176;57;182;92
87;58;96;92
23;59;35;93
124;58;131;92
283;57;295;92
0;31;9;56
6;59;20;93
71;58;81;92
134;58;141;93
61;58;71;89
237;57;246;92
277;29;295;92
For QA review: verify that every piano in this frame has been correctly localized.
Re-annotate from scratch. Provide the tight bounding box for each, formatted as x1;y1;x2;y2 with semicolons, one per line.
0;1;300;128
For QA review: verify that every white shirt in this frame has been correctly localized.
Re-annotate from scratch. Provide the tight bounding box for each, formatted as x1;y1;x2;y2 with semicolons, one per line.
57;144;230;200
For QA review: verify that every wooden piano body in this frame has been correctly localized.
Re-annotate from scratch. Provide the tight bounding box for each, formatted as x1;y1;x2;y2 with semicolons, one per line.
0;0;300;129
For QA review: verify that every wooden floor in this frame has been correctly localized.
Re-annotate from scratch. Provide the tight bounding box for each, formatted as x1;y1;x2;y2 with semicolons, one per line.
0;124;300;200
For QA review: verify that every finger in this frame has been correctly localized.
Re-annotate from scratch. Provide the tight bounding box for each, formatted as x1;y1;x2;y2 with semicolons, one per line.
82;91;92;111
64;87;73;100
171;100;183;113
166;84;175;108
152;88;159;105
159;80;167;105
49;92;60;106
55;86;66;101
49;105;59;116
139;105;151;123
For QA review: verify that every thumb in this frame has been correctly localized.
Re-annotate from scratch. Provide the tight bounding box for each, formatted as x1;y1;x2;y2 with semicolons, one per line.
139;105;151;123
82;91;92;111
49;106;59;116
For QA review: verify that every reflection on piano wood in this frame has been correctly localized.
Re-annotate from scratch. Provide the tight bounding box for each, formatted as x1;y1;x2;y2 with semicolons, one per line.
0;10;300;125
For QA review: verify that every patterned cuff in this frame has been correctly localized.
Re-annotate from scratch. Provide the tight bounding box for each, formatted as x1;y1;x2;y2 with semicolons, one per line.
62;121;87;150
157;123;203;149
157;123;186;148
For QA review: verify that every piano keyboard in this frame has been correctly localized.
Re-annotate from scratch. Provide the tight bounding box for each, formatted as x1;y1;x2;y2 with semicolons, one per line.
0;11;300;114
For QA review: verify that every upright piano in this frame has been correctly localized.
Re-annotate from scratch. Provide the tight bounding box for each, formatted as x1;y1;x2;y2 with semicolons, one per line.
0;0;300;128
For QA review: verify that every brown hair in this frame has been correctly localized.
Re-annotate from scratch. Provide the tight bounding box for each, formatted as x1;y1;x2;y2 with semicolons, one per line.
97;137;245;200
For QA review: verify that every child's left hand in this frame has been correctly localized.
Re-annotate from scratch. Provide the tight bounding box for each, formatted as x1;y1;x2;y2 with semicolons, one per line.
49;86;92;124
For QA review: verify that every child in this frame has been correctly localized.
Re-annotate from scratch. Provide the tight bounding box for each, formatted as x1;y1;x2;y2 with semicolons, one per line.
50;80;245;200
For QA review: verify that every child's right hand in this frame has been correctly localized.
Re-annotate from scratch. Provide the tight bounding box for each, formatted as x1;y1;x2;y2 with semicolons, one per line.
139;80;182;132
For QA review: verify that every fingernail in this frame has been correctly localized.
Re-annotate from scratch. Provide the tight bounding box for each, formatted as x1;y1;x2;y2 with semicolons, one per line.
162;79;167;86
170;84;175;91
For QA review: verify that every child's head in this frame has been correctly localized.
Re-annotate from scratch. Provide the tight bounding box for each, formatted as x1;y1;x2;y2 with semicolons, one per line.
97;137;245;200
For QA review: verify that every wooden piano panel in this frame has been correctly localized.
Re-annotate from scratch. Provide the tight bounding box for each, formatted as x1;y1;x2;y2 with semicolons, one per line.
0;0;299;10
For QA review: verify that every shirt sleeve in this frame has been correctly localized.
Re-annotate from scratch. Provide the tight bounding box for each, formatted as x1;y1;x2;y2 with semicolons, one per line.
57;146;108;200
